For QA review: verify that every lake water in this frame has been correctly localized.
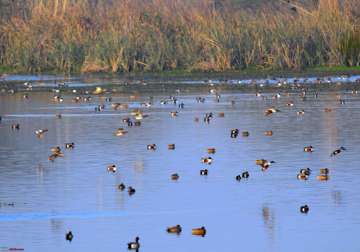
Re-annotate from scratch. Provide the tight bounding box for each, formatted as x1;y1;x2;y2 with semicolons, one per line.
1;79;360;252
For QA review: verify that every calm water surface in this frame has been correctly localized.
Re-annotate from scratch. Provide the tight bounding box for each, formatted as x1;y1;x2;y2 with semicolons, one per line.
0;88;360;252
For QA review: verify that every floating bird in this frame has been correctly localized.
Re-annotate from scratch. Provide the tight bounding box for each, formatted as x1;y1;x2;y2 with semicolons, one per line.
317;174;329;181
242;171;249;178
235;175;241;181
331;147;346;157
114;128;128;136
320;168;329;175
118;183;126;191
65;143;75;149
192;226;206;236
171;173;179;181
300;168;311;176
300;205;309;214
242;131;250;137
218;112;225;118
200;169;208;176
127;237;140;250
107;165;117;173
265;107;280;116
297;110;305;116
265;130;273;136
11;124;20;130
324;108;332;112
167;225;182;234
297;173;308;180
303;146;314;152
35;129;48;138
170;111;178;117
201;157;213;165
207;148;216;154
168;144;175;150
147;144;156;150
128;186;136;195
231;129;239;138
66;231;73;242
256;159;275;170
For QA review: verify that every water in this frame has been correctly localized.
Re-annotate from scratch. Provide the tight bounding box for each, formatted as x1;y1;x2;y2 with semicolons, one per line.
1;82;360;252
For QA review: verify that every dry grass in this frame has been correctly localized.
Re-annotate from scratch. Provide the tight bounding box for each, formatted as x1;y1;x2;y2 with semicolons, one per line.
0;0;359;73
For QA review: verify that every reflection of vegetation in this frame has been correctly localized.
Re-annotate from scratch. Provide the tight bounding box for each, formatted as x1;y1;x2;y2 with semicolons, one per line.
0;0;359;74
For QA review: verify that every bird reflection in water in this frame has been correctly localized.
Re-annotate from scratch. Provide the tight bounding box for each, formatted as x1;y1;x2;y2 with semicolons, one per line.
262;205;275;242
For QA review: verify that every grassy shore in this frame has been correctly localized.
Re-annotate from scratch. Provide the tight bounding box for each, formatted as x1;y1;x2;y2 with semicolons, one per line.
0;0;359;75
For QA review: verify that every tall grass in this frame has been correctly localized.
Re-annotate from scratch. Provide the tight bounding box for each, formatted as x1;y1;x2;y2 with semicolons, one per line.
0;0;359;73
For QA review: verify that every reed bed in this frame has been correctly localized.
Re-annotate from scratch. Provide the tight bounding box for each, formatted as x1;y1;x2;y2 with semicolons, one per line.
0;0;359;73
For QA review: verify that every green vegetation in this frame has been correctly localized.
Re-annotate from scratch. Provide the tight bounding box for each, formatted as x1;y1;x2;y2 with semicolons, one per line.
0;0;359;74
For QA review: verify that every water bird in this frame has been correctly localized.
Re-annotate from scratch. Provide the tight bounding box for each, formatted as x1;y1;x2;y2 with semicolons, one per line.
51;146;62;154
265;107;280;116
171;173;179;180
118;183;126;191
297;173;308;180
324;108;332;112
297;110;305;116
167;225;182;234
128;186;136;195
178;102;185;109
320;168;329;175
207;148;216;154
127;237;140;250
114;128;128;136
265;131;273;136
317;174;329;181
147;144;156;150
112;103;128;110
66;231;73;242
93;86;104;95
55;113;62;119
231;129;239;138
35;129;48;138
107;164;117;173
300;205;309;214
330;147;346;157
235;175;241;181
256;159;275;170
304;146;314;152
242;171;250;178
168;144;175;150
287;101;294;107
192;226;206;236
242;131;250;137
300;168;311;176
53;95;63;103
218;112;225;117
201;157;213;165
65;143;75;149
11;124;20;130
200;169;208;176
170;111;178;117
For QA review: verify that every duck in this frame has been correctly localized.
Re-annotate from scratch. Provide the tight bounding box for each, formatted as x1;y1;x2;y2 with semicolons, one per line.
48;152;64;161
297;173;308;180
112;103;129;110
107;164;117;173
11;124;20;130
201;157;213;165
171;173;179;181
242;131;250;137
128;186;136;195
66;231;73;242
118;183;126;191
230;129;239;138
192;226;206;236
317;174;329;181
297;110;305;116
35;129;48;138
287;101;294;107
264;107;280;116
330;146;346;157
51;146;62;154
319;168;329;175
207;148;216;154
200;169;208;176
178;102;185;109
303;146;314;152
53;95;63;103
147;144;156;150
235;175;241;181
127;236;140;250
218;112;225;118
167;225;182;234
265;130;273;136
256;159;275;170
242;171;250;178
324;108;332;112
300;168;311;176
65;143;75;149
300;205;309;214
55;113;62;119
170;111;178;117
168;144;175;150
114;128;128;136
93;86;104;95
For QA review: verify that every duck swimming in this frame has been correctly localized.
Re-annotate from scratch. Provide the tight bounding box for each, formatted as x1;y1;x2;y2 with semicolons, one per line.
114;128;128;136
11;124;20;130
128;186;136;195
66;231;73;242
107;165;117;173
192;226;206;236
297;173;308;180
297;110;305;116
35;129;48;138
201;157;213;165
242;171;250;178
331;146;346;157
170;111;178;117
218;112;225;118
65;143;75;149
171;173;179;180
304;146;314;152
256;159;275;170
207;148;216;154
300;205;309;214
168;144;175;150
300;168;311;176
167;225;182;234
118;183;126;191
127;236;140;250
147;144;156;150
265;130;273;136
320;168;329;175
231;129;239;138
242;131;250;137
265;107;280;116
236;175;242;181
200;169;208;176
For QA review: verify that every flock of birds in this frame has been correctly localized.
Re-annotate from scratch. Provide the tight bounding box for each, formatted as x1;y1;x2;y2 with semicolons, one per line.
0;82;353;251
